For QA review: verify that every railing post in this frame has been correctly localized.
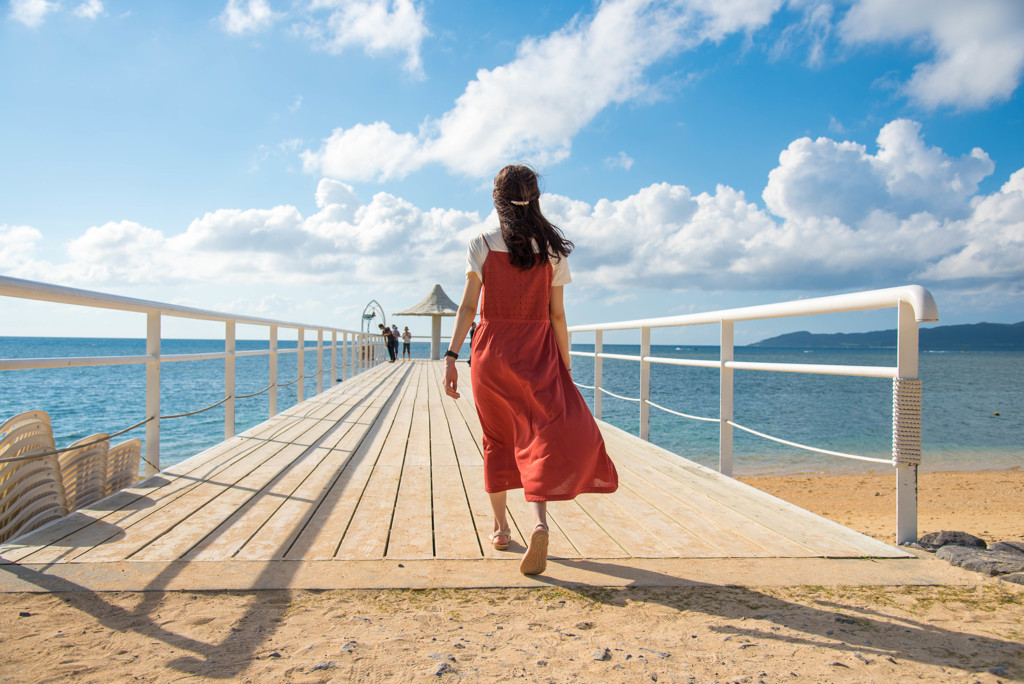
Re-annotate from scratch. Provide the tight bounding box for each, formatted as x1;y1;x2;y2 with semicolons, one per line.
894;300;921;545
225;321;236;439
342;331;348;382
316;329;324;396
594;330;603;420
720;320;734;477
144;312;160;476
297;327;305;403
269;325;278;417
640;326;651;441
331;331;337;387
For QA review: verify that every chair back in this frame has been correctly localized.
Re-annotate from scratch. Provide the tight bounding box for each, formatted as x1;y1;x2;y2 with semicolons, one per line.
58;434;109;511
106;439;142;495
0;411;68;543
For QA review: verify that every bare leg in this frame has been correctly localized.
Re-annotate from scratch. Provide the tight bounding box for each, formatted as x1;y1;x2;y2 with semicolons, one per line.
488;490;509;533
528;501;547;530
520;500;549;575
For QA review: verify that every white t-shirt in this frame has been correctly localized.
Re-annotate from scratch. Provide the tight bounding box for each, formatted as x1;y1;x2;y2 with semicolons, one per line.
465;227;571;287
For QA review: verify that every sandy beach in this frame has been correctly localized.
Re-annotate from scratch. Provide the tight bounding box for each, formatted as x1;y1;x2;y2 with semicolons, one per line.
1;469;1022;682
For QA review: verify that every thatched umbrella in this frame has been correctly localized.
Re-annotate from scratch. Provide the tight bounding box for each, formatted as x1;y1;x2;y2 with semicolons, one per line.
395;284;459;360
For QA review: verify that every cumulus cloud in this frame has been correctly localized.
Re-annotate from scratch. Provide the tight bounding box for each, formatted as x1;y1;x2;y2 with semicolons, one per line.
9;0;58;27
303;0;782;181
219;0;281;34
73;0;103;20
840;0;1024;109
295;0;429;77
763;119;993;226
13;120;1024;306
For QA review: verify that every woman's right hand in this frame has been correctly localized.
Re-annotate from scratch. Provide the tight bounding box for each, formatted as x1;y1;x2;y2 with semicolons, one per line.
444;359;460;399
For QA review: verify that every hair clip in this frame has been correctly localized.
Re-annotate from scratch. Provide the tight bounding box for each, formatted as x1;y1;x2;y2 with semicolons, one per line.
511;200;530;206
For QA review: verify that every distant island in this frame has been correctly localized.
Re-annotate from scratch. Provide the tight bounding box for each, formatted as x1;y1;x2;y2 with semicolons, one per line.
752;321;1024;349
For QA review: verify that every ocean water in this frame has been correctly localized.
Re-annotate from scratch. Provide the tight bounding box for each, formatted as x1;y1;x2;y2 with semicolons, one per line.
1;338;1021;476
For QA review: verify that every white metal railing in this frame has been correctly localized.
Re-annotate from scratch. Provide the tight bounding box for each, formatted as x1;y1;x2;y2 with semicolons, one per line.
0;275;386;476
568;284;938;545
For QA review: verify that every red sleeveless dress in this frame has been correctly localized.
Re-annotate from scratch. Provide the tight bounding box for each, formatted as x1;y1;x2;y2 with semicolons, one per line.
470;239;618;502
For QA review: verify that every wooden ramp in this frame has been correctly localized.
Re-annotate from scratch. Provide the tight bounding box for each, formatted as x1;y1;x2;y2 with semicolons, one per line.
0;360;922;593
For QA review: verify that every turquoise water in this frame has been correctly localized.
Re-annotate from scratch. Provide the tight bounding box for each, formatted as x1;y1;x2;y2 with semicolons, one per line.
1;338;1021;475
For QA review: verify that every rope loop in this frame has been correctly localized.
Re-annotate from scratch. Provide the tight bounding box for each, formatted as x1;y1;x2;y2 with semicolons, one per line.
892;378;923;467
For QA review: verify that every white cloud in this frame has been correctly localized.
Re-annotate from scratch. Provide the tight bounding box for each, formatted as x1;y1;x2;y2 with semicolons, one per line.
220;0;280;35
13;120;1024;309
762;119;993;226
9;0;58;27
0;225;46;277
604;151;635;171
296;0;429;77
840;0;1024;109
918;169;1024;282
303;0;783;181
73;0;103;20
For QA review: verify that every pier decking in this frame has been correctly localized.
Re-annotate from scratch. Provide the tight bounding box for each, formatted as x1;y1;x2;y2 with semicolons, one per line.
0;360;946;593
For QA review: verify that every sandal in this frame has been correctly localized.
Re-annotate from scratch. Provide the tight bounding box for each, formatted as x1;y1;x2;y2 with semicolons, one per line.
519;524;549;576
488;529;511;551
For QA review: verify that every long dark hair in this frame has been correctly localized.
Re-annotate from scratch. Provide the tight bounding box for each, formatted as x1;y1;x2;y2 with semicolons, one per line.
493;165;573;270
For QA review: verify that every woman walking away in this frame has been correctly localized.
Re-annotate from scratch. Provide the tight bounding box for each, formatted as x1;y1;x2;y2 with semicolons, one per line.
443;164;618;576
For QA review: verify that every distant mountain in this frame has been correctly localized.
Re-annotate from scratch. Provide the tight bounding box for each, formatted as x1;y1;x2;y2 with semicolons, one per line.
751;321;1024;349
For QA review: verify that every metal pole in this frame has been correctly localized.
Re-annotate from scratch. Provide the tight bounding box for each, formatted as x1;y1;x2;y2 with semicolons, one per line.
594;330;603;420
269;325;278;416
316;329;324;396
431;316;441;360
331;331;337;387
225;321;235;439
720;320;734;477
640;326;651;441
895;300;920;545
297;327;305;403
144;312;160;476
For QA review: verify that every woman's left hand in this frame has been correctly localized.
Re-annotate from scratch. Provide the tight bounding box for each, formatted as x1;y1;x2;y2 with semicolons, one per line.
444;360;460;399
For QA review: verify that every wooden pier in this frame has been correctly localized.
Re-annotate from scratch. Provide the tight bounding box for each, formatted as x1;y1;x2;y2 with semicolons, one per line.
0;360;950;593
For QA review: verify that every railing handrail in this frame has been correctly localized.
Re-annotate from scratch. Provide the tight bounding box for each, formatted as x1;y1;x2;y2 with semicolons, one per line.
0;274;362;334
565;284;936;545
568;285;938;333
1;274;387;477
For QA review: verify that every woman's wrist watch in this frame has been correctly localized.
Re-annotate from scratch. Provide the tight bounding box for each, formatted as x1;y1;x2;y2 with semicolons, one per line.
444;350;459;360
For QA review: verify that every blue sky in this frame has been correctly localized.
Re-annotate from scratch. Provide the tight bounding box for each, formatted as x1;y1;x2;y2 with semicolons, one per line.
2;0;1023;344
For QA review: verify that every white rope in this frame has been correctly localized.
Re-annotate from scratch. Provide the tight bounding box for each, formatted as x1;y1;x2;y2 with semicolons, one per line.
598;387;641;403
573;381;596;390
727;420;892;464
647;400;720;424
892;378;923;466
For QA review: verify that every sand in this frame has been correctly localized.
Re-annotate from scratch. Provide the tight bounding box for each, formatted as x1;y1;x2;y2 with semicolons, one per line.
1;469;1022;683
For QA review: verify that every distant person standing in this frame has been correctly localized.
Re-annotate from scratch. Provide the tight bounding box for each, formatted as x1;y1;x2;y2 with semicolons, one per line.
402;326;412;360
390;325;401;361
379;323;396;362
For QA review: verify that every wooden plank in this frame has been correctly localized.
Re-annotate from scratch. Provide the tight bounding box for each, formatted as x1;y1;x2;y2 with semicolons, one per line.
230;446;360;561
572;491;678;558
601;424;899;557
431;465;482;559
386;465;433;559
77;439;313;562
433;366;482;467
285;367;413;560
546;498;625;559
6;436;273;564
607;456;804;557
130;442;313;561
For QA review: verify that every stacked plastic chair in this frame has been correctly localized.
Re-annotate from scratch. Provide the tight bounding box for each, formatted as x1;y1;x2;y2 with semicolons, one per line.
0;411;69;543
105;439;141;496
58;433;109;511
